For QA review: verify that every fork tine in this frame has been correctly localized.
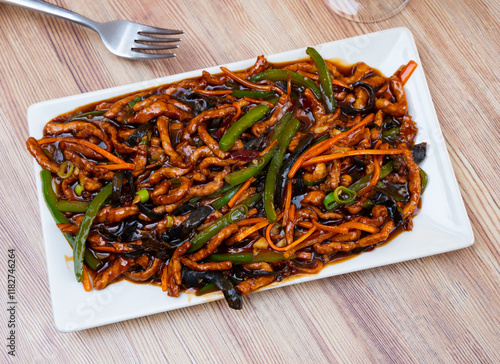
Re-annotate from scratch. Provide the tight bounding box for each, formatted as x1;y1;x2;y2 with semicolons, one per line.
138;26;183;35
129;51;177;60
135;34;182;43
132;43;179;51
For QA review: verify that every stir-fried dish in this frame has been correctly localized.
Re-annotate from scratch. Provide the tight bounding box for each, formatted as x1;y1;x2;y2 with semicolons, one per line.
27;48;427;309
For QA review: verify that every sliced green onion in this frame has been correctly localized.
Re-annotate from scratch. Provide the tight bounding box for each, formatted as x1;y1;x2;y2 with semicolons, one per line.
420;168;428;194
324;186;357;209
57;161;75;179
362;200;375;209
75;184;84;196
136;189;149;203
128;96;142;108
332;186;357;204
165;216;174;228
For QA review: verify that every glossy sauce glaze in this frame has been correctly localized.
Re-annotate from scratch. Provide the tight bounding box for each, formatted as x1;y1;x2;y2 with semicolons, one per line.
27;52;425;308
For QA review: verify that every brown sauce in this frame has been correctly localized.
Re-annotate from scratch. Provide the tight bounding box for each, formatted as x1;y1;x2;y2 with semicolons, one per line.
36;54;423;304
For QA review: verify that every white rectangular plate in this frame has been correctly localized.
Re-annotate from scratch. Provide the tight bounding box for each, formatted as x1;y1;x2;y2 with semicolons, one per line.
28;27;473;332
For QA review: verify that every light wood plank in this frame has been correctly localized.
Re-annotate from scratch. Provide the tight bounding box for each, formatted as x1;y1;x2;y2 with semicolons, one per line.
0;0;498;362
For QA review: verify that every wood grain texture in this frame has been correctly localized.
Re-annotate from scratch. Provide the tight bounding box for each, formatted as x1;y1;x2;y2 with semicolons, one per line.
1;0;499;362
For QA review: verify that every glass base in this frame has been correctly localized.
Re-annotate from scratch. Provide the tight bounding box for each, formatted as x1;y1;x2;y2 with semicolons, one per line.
325;0;410;23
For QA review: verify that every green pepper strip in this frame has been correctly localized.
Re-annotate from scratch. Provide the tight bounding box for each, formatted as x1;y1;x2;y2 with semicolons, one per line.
187;204;249;253
382;127;400;143
306;47;336;113
196;283;218;296
225;150;274;186
219;103;271;152
56;200;91;213
349;161;394;192
225;111;294;186
189;193;262;254
232;90;276;98
375;183;407;202
265;117;301;222
188;197;202;204
303;176;326;187
197;276;243;296
250;69;322;100
212;185;240;210
74;183;112;282
325;161;394;211
207;251;296;264
67;110;106;121
40;170;102;271
207;183;235;198
420;167;428;193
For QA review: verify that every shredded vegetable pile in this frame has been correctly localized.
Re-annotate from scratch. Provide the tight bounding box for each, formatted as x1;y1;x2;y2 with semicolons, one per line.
27;48;427;309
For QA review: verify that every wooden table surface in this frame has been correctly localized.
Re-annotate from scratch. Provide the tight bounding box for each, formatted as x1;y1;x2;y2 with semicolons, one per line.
1;0;499;362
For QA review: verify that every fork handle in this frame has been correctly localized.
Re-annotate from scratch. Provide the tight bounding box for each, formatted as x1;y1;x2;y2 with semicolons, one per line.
0;0;98;31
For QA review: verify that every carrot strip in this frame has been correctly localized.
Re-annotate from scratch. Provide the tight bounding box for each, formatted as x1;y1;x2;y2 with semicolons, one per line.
312;220;380;234
296;115;361;162
266;223;287;252
230;101;242;123
312;220;349;234
399;60;418;85
338;222;380;234
99;163;135;170
243;97;275;108
301;149;403;167
220;67;271;91
297;221;313;229
260;139;277;156
357;155;381;196
193;89;232;96
286;72;292;96
288;204;296;223
161;264;168;292
332;79;350;88
282;179;293;228
82;266;93;292
284;226;317;258
235;220;270;242
247;208;258;217
145;162;162;169
38;137;127;165
228;178;254;208
288;113;374;178
237;217;268;226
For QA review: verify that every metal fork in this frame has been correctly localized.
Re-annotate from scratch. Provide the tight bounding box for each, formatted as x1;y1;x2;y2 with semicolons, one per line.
1;0;182;59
